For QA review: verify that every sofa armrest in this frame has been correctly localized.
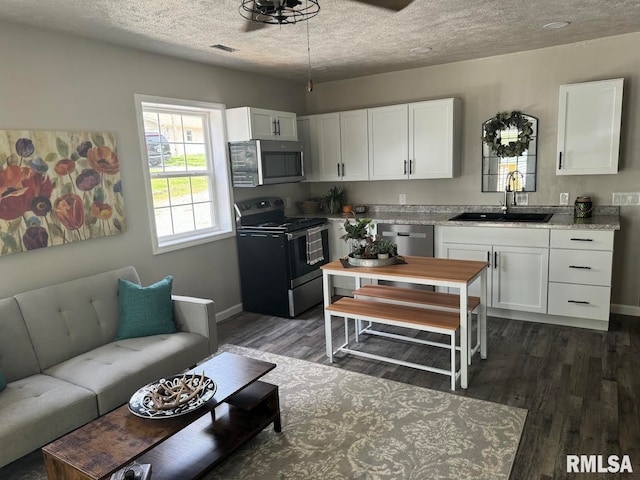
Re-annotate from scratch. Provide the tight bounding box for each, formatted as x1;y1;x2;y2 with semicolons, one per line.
172;295;218;355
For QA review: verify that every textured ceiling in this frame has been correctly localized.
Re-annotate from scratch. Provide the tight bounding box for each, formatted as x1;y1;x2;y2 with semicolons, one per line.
1;0;640;83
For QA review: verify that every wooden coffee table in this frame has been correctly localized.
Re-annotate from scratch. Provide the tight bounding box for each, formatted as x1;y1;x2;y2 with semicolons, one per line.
42;352;280;480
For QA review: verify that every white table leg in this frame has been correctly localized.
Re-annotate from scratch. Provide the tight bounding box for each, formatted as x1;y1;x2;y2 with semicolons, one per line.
354;275;362;342
323;272;333;359
459;284;468;389
480;268;488;359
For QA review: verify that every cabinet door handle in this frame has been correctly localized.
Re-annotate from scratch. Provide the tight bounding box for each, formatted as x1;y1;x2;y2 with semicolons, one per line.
273;119;277;135
403;160;407;175
570;238;593;242
342;163;345;176
409;159;413;175
277;119;281;135
558;152;563;169
487;251;491;267
337;163;340;176
494;251;498;269
568;300;590;304
569;265;592;270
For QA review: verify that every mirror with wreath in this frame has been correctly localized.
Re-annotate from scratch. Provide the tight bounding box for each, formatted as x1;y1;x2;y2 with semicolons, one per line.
481;111;538;192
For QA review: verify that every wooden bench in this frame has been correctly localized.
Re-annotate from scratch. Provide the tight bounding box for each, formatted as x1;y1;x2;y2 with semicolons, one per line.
353;284;481;363
325;297;461;390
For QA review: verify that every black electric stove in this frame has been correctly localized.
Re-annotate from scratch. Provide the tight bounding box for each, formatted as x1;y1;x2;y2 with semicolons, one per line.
234;197;329;318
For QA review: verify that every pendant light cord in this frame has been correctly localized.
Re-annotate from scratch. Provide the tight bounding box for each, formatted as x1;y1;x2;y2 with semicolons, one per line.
306;0;313;92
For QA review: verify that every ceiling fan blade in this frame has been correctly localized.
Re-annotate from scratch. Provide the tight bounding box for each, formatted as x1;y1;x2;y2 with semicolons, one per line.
351;0;415;11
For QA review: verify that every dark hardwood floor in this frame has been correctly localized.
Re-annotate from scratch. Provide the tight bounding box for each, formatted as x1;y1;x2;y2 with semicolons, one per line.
218;305;640;480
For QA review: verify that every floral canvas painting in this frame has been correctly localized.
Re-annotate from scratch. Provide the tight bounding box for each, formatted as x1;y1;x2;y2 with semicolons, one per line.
0;130;125;256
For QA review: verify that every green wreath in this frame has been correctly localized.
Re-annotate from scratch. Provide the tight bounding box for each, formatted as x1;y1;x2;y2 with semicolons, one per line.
482;111;533;157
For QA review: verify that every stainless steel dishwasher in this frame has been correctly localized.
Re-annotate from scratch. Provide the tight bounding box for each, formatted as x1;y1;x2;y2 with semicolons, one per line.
377;223;434;290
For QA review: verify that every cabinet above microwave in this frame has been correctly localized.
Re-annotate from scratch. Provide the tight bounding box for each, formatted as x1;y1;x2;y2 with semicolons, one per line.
226;107;298;142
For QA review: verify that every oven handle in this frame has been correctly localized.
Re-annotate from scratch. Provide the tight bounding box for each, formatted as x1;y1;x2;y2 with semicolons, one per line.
286;224;329;240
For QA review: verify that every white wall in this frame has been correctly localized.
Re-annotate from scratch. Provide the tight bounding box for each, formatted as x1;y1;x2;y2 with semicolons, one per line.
0;20;308;316
305;32;640;309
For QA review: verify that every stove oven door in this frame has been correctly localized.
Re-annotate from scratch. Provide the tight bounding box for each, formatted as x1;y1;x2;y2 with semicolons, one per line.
286;225;330;286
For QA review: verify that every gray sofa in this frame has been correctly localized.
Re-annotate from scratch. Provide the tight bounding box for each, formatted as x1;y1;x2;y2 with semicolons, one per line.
0;266;217;468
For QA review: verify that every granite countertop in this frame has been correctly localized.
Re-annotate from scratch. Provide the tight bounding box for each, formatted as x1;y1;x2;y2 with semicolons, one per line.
313;205;620;231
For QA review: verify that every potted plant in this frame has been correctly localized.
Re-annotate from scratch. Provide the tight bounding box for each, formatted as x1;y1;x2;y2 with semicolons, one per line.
341;218;373;256
372;238;398;259
321;185;346;214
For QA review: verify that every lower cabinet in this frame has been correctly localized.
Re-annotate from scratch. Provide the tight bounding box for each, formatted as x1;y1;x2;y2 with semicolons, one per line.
328;220;355;292
436;225;615;329
438;227;549;314
547;229;613;322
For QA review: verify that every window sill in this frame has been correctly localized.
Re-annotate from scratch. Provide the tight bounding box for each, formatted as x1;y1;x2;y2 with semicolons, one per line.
153;229;236;255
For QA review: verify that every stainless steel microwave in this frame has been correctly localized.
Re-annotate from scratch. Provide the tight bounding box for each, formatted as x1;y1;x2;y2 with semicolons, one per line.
228;140;305;187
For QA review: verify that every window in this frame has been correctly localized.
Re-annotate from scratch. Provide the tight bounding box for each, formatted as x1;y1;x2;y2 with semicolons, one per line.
135;95;234;254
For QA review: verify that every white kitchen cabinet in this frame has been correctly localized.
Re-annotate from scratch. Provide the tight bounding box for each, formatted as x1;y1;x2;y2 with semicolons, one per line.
299;110;369;182
226;107;298;141
339;109;369;181
438;226;549;314
547;229;614;323
368;104;409;180
556;78;623;175
369;98;460;180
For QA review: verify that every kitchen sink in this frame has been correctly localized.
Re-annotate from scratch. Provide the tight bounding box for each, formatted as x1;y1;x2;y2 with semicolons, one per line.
448;212;553;223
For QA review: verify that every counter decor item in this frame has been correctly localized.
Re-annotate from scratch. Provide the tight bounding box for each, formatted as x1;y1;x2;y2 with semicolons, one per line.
354;204;368;214
574;195;593;218
321;185;346;214
298;199;321;214
482;111;534;157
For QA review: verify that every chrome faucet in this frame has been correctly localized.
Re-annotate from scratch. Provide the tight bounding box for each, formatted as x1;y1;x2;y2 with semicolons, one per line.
502;170;524;213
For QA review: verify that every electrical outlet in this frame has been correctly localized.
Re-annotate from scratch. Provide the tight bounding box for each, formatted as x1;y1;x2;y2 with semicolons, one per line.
515;193;528;206
560;192;569;205
399;194;407;205
612;192;640;206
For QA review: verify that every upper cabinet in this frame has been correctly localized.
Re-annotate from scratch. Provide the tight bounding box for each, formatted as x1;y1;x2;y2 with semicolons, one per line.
226;107;298;142
556;78;624;175
369;98;461;180
299;109;369;182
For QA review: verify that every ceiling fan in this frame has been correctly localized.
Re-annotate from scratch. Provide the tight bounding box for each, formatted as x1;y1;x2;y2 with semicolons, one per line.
241;0;415;31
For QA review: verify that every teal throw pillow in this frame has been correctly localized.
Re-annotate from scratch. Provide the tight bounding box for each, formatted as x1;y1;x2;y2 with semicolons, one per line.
115;275;177;340
0;369;6;392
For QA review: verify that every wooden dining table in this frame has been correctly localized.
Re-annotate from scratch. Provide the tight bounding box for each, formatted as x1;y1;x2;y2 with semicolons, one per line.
321;255;489;389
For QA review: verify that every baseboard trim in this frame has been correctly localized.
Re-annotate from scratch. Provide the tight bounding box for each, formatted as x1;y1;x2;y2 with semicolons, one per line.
216;303;243;322
611;303;640;317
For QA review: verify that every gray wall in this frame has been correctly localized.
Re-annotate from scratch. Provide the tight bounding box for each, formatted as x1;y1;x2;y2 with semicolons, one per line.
0;20;308;316
305;32;640;310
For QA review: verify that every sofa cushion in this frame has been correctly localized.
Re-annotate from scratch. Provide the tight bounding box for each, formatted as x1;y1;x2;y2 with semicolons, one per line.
44;332;209;414
0;298;41;382
0;374;97;469
14;266;140;371
115;276;177;340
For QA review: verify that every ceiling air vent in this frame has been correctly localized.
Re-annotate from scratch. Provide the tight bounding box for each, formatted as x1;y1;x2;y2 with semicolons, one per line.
210;44;237;53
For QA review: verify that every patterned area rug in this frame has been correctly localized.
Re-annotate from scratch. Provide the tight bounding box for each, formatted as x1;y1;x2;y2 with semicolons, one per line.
0;345;526;480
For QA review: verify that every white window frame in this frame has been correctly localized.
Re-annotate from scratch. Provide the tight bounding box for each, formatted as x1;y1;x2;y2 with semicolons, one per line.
134;94;235;254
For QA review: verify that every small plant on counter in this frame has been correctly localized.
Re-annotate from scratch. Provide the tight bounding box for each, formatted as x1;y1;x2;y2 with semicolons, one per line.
321;185;347;214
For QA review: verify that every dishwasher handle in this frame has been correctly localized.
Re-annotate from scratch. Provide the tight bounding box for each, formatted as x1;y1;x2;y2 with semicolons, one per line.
381;231;428;239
